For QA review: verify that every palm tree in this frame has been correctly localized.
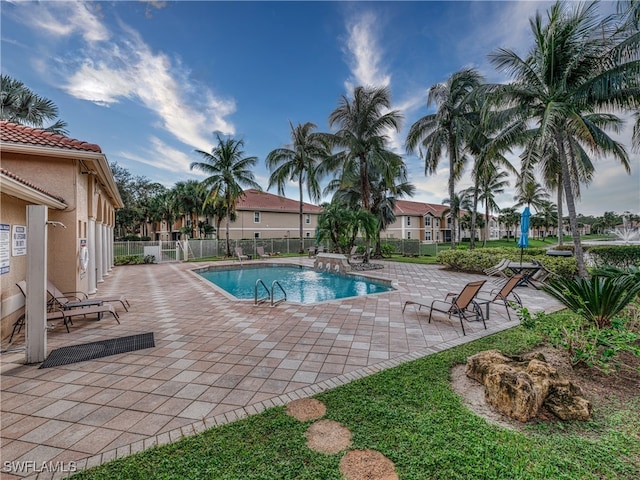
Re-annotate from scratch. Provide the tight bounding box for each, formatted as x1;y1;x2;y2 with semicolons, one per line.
406;68;484;248
489;1;635;277
513;179;549;213
172;180;205;239
0;74;68;134
266;122;328;253
326;85;403;261
479;167;509;246
538;200;558;239
442;190;473;243
499;207;520;242
191;135;261;257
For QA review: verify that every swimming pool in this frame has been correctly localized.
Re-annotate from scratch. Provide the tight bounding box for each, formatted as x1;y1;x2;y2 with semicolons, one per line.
196;265;394;304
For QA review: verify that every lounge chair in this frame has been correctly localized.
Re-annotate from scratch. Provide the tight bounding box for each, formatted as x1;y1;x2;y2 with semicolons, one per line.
256;246;270;259
483;258;510;279
476;274;523;321
402;280;486;335
235;247;249;261
47;280;130;312
16;281;120;333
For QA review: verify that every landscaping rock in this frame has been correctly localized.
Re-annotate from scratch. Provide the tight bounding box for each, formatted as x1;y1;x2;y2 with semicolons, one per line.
466;350;591;423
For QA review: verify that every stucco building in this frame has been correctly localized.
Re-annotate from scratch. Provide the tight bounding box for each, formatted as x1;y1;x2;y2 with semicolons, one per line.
0;121;123;342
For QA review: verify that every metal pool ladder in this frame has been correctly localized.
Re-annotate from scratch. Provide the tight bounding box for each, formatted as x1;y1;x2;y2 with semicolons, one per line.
254;279;287;306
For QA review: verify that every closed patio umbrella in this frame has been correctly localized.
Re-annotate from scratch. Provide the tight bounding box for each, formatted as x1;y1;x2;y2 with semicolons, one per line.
517;207;530;264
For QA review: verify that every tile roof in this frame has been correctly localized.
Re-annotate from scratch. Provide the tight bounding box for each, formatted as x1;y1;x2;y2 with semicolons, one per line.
0;121;102;152
394;199;449;217
0;167;67;204
237;189;323;213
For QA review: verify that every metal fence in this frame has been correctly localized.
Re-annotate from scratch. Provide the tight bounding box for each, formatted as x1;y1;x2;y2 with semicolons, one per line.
114;238;450;262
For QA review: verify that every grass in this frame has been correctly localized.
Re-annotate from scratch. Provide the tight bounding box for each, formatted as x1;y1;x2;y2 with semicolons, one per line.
71;322;639;480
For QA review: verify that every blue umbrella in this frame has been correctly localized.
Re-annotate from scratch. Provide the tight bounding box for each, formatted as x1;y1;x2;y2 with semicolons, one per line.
517;207;531;264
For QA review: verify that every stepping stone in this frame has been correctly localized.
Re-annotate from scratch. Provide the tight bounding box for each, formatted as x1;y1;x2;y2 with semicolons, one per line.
286;398;326;422
305;419;351;454
340;449;398;480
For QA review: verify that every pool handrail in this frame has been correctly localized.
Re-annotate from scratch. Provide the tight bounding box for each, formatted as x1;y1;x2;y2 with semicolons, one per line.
271;280;287;306
254;279;270;305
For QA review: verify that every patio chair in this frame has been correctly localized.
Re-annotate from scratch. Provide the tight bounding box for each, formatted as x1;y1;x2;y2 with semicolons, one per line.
476;274;523;321
256;246;270;259
16;281;120;333
483;258;510;278
235;247;249;261
47;280;130;312
402;280;486;335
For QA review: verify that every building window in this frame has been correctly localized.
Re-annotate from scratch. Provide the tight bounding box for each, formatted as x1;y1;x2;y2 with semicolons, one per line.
407;231;412;239
435;218;440;227
407;216;411;226
426;231;431;241
306;232;310;238
425;216;431;226
254;212;260;223
305;214;310;224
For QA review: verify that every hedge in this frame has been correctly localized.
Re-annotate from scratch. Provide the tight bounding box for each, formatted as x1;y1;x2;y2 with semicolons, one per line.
588;245;640;268
436;247;577;278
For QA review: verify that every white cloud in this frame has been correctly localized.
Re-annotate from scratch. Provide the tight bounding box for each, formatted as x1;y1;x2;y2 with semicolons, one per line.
28;2;110;43
343;11;390;91
118;136;199;175
19;1;235;153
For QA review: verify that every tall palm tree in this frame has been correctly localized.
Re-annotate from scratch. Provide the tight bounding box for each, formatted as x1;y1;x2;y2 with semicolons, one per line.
266;121;328;253
191;135;261;257
0;74;68;134
513;179;550;213
172;180;205;239
442;190;473;243
479;167;509;246
406;68;484;248
489;1;634;277
326;85;403;261
499;207;521;242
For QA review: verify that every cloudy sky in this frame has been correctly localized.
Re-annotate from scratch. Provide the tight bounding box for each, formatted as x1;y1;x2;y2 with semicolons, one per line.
2;0;638;216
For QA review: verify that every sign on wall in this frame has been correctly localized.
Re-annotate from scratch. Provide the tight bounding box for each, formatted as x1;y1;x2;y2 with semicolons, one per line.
0;224;9;274
12;225;27;256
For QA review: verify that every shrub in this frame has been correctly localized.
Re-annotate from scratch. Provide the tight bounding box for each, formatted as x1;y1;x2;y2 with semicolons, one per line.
114;255;145;265
542;274;640;328
588;245;640;268
435;247;575;277
380;244;395;256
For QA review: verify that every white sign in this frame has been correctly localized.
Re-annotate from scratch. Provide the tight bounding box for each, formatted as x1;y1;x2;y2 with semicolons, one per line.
12;225;27;256
0;224;9;274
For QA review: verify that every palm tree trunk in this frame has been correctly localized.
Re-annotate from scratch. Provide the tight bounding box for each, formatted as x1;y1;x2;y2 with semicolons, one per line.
556;173;564;246
298;180;304;254
470;188;479;250
484;203;490;247
225;192;231;257
556;134;587;278
448;143;456;248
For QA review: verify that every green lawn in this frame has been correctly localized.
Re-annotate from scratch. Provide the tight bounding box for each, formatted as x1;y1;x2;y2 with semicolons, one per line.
71;320;639;480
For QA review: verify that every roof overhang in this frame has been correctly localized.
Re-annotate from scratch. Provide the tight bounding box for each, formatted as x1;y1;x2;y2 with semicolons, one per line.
0;142;124;209
1;171;68;209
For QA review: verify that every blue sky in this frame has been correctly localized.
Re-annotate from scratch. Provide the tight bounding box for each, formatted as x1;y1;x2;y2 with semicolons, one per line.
2;0;638;216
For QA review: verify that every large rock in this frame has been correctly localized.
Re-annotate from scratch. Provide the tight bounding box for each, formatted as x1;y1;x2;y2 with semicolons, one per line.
465;350;591;423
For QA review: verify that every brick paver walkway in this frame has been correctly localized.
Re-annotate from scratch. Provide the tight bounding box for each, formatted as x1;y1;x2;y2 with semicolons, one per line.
0;259;563;479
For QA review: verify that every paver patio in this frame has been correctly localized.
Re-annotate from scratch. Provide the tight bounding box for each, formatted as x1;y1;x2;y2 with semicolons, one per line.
0;258;563;479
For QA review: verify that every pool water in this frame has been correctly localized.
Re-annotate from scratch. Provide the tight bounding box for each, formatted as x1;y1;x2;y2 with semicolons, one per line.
196;265;393;304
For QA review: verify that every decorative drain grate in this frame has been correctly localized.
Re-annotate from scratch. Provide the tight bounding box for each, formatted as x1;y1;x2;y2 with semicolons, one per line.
39;333;154;368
